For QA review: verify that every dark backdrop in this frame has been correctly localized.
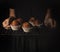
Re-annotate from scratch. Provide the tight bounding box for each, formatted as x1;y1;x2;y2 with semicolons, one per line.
0;0;60;24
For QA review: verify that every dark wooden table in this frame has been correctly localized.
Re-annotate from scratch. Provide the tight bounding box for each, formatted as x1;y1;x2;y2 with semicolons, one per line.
0;29;59;52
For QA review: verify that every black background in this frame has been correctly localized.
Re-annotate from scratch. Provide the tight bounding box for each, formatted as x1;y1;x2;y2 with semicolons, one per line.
0;0;60;24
